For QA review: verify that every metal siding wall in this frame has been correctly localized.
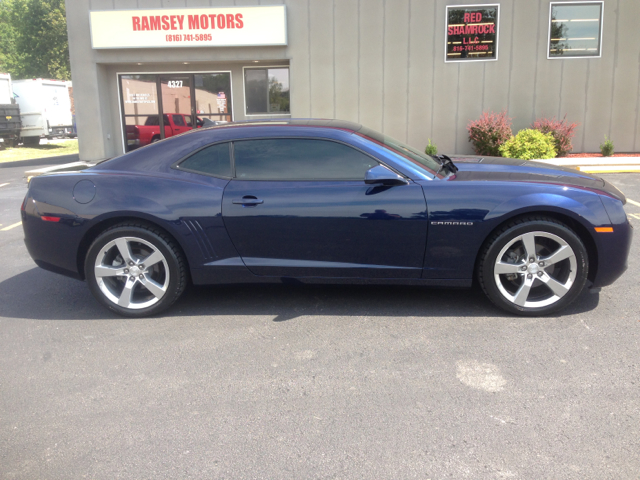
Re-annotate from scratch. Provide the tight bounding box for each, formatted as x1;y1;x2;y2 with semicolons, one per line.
508;0;540;135
334;0;360;123
406;0;436;149
308;0;334;118
559;60;588;147
287;0;311;118
358;0;384;131
533;8;563;125
482;2;512;121
430;1;458;154
611;0;640;152
582;1;616;152
382;0;410;142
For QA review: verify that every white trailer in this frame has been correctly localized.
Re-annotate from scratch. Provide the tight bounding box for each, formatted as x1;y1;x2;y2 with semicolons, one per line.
12;79;74;145
0;73;13;104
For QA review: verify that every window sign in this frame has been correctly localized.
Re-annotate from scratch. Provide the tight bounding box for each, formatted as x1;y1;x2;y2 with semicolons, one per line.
445;4;499;62
548;2;603;59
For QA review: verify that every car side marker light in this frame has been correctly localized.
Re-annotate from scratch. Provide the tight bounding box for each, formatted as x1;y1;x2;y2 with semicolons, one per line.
594;227;614;233
41;216;61;222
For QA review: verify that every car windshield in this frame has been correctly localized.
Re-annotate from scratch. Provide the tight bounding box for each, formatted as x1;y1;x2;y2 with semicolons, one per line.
356;126;442;175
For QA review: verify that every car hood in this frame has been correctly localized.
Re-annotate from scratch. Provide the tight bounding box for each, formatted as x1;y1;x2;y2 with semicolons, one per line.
445;155;625;202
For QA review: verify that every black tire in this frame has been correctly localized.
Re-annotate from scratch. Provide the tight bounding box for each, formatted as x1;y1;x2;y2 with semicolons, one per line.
151;136;161;143
85;223;187;317
478;216;588;316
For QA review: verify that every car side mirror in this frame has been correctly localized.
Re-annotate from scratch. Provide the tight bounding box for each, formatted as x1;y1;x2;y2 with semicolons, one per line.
365;165;409;186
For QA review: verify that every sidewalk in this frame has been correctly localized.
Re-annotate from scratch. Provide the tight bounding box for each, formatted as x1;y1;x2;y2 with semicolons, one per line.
535;156;640;174
0;153;80;169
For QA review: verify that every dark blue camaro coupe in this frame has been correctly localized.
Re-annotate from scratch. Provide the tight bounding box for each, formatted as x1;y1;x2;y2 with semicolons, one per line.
22;119;632;317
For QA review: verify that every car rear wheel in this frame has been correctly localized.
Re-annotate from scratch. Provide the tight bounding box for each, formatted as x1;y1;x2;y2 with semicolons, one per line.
85;223;187;317
478;216;588;316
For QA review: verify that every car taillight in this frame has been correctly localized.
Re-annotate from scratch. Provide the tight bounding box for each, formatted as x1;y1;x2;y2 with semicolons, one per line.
41;216;61;222
126;125;140;138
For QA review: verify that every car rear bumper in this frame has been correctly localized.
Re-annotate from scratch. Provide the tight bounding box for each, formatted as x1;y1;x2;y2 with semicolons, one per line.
22;204;86;280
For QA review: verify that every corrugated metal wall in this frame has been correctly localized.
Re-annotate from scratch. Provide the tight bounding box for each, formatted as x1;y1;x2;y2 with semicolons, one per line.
283;0;640;154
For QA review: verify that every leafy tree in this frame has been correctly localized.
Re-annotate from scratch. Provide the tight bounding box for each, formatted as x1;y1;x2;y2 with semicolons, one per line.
268;77;290;113
549;14;568;56
0;0;70;80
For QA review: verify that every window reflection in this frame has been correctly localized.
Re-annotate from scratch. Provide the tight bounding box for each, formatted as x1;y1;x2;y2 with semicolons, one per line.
549;3;603;57
195;73;232;123
119;72;232;152
234;139;377;180
244;68;290;115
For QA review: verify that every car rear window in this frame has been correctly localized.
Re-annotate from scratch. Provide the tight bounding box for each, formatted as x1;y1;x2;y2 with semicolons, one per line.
178;143;231;177
233;138;379;181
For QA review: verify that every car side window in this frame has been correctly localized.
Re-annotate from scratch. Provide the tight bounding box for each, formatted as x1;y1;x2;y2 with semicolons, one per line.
144;116;159;126
173;115;185;127
233;139;379;181
178;143;231;177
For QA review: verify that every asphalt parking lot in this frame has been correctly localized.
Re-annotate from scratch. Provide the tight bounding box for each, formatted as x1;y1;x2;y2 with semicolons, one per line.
1;162;638;479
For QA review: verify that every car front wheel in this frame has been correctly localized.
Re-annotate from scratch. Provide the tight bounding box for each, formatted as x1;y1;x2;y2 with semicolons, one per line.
478;217;589;316
85;223;187;317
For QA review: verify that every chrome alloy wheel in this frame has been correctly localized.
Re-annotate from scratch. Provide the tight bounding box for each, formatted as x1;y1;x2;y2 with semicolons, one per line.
93;236;170;309
493;231;577;309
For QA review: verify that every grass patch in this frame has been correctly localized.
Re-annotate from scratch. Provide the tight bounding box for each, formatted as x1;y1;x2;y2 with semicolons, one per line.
0;140;79;164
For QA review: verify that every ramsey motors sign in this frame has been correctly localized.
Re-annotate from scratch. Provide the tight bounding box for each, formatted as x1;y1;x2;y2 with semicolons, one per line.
90;6;287;49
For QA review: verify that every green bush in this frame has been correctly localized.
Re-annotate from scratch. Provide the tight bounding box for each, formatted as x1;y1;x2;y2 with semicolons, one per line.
600;135;614;156
424;139;438;156
498;129;557;160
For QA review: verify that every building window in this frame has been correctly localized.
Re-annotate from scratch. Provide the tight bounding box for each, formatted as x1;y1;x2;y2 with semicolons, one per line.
445;4;499;62
244;67;290;115
548;2;603;59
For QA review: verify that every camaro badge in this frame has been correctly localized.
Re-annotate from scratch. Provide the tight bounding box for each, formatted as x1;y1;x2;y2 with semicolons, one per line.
431;221;474;225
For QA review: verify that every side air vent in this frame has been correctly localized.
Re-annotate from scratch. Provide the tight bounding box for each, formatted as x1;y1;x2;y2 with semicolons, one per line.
182;219;217;261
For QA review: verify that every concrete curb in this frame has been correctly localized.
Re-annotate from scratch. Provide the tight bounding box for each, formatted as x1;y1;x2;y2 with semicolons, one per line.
535;157;640;173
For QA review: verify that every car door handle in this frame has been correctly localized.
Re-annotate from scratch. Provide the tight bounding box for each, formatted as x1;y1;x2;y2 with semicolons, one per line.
232;196;264;206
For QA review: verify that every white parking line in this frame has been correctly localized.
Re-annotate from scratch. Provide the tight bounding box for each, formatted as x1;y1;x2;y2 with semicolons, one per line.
627;198;640;208
0;221;21;231
0;183;9;188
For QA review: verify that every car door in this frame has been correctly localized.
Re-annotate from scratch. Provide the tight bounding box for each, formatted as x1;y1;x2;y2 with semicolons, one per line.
221;138;429;278
170;114;190;135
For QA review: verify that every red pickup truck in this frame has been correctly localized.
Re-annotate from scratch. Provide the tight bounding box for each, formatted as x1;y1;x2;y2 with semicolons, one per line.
126;114;203;149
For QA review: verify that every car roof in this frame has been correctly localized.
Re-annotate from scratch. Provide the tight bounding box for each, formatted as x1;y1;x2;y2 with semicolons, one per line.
91;119;365;174
197;118;362;133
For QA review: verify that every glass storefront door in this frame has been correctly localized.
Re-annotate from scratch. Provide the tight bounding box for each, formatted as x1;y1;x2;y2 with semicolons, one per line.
159;74;192;139
119;72;232;152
